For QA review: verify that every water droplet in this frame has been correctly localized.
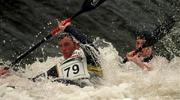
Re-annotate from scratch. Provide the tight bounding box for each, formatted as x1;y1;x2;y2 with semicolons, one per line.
3;40;6;44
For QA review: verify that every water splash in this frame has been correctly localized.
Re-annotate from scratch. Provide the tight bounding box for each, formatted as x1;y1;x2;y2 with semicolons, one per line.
1;39;180;100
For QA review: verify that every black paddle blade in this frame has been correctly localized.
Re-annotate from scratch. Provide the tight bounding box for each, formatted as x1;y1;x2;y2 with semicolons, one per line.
143;16;176;48
71;0;106;19
81;0;106;11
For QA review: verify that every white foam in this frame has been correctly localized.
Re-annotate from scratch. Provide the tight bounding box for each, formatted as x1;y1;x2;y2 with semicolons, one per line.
1;42;180;100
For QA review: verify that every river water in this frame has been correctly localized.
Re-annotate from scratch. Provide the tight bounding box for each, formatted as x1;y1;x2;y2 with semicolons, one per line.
0;42;180;99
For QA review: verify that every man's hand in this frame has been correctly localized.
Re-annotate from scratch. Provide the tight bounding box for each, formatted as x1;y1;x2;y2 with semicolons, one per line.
0;67;9;76
58;18;71;31
126;50;139;62
50;18;71;36
126;51;152;71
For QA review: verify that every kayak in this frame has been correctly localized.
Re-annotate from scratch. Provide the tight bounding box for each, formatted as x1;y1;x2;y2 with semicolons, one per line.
30;65;90;88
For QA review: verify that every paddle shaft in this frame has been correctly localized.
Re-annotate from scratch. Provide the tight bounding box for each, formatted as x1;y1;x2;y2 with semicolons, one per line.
10;34;52;66
10;15;82;66
10;0;106;67
10;11;83;66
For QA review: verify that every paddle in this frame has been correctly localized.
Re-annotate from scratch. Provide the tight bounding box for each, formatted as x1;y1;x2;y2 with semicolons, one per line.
8;0;106;67
122;16;176;63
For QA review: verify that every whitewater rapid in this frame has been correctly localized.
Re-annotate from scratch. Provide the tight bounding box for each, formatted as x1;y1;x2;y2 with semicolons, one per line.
0;42;180;100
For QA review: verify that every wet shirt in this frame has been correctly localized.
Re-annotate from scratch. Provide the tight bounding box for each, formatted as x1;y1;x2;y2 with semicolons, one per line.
142;54;153;63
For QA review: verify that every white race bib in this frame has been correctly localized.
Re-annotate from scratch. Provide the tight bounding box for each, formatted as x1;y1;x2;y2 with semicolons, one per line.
57;58;89;80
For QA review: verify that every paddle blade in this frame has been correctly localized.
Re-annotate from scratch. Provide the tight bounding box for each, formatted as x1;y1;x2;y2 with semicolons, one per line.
71;0;106;19
81;0;106;11
143;16;176;48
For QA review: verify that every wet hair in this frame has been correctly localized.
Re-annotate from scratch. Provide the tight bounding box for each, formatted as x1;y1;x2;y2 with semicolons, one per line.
136;31;153;41
58;33;73;41
58;33;79;44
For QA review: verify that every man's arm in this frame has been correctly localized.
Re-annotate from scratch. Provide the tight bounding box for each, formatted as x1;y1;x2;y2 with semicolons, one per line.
133;58;151;71
58;19;99;52
64;26;93;44
0;67;9;76
126;51;151;71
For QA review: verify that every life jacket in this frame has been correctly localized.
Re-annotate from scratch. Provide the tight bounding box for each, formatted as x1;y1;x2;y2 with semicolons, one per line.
45;45;103;80
142;54;153;63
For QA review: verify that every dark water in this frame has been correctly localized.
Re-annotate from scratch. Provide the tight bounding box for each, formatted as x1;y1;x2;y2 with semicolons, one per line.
0;0;180;65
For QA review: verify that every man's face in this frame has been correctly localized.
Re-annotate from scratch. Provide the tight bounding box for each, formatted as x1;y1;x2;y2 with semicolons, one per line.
58;37;78;59
135;38;146;48
136;38;151;56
